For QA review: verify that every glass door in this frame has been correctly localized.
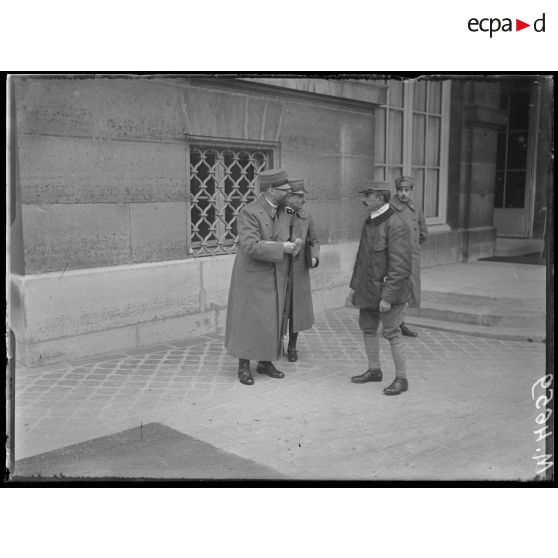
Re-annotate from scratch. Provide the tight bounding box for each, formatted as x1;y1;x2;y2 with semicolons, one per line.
493;80;539;238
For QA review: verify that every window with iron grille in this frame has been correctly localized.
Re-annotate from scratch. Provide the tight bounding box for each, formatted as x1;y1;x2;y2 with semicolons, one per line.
188;143;274;256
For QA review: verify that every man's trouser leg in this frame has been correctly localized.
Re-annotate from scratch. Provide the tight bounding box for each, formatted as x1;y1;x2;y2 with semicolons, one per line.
380;303;407;379
358;309;381;370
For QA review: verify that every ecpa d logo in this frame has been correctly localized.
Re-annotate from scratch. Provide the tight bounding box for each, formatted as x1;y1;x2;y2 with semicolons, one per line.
468;13;546;37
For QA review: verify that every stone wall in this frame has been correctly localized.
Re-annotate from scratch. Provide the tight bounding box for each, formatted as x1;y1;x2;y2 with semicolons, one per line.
11;76;383;364
12;76;523;365
446;79;505;260
14;77;380;274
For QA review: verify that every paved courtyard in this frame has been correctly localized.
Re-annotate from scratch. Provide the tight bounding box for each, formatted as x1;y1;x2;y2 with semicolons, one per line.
13;307;547;480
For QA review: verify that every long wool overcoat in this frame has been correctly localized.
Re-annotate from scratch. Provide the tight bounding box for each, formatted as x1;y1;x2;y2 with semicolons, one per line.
390;196;428;307
285;208;320;333
350;207;412;310
225;194;291;361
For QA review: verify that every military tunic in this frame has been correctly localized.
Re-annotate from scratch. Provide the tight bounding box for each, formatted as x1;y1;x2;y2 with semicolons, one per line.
284;207;320;333
390;196;428;308
350;207;412;309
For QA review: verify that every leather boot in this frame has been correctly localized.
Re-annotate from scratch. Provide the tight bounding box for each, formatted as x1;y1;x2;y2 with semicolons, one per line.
400;322;418;337
287;346;298;362
287;332;298;362
351;369;383;383
383;377;408;395
238;359;254;385
256;361;285;378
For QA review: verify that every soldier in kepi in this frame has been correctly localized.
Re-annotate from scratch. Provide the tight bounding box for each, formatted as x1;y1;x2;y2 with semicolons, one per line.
281;179;320;362
390;175;428;337
348;181;413;396
225;168;299;386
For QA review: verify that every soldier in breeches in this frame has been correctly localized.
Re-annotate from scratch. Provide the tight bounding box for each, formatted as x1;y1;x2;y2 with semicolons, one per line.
390;175;428;337
347;181;413;396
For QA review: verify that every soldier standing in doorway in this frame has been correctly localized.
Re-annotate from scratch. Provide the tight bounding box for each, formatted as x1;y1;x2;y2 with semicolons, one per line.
281;180;320;362
390;175;428;337
224;168;298;386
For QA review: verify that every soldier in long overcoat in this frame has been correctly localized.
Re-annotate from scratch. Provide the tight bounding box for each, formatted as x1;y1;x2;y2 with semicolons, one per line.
390;175;428;337
281;180;320;362
347;181;413;396
225;168;299;386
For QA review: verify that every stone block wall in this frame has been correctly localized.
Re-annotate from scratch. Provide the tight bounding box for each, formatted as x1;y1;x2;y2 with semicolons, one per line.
10;76;383;364
446;79;505;261
14;77;378;274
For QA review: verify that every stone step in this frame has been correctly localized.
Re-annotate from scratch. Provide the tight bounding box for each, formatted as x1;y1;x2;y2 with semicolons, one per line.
407;300;545;328
495;238;544;257
421;290;545;312
404;315;546;343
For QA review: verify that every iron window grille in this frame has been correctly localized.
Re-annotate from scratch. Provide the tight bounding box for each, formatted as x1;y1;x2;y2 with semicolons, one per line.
188;143;273;256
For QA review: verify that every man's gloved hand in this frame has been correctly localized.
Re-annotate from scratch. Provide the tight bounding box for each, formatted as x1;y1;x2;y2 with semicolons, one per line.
379;299;392;313
283;242;297;254
292;238;303;257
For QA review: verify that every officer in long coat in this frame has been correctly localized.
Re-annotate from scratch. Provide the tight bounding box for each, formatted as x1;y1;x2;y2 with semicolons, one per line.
281;180;320;362
347;181;413;396
225;168;298;386
390;175;428;337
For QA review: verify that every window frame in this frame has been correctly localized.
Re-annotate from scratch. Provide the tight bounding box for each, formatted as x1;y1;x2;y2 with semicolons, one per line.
403;80;451;226
185;135;280;257
374;80;451;226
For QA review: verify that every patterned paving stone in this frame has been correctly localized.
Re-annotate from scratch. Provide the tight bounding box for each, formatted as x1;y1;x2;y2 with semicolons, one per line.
12;307;547;479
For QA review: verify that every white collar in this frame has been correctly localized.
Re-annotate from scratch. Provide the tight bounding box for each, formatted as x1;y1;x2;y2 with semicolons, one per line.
370;203;390;220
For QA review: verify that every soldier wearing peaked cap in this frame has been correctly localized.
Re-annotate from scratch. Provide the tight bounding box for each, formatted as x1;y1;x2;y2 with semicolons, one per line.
390;175;428;337
280;179;320;362
347;180;413;396
225;168;299;385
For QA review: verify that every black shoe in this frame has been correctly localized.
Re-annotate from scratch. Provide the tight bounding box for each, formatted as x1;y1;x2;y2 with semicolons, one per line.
287;346;298;362
400;323;418;337
238;363;254;385
351;369;383;383
256;361;285;378
383;377;408;395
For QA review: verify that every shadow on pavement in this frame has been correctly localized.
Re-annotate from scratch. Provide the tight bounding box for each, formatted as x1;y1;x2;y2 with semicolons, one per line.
13;422;288;480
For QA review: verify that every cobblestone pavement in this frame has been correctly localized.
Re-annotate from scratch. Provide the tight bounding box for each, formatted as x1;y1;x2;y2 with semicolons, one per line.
13;307;547;480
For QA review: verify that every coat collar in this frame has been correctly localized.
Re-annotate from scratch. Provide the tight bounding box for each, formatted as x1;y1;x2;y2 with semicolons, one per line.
365;206;394;226
292;208;309;220
256;193;277;219
391;196;416;212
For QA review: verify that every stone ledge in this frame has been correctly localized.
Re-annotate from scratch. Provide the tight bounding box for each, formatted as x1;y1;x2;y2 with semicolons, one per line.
405;315;545;343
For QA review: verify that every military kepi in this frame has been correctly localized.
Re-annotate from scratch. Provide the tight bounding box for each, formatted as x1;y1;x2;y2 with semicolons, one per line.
289;179;308;194
395;176;414;189
259;168;291;190
358;180;392;194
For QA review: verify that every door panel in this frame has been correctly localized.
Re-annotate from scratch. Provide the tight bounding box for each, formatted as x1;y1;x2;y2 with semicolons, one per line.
494;82;537;238
494;208;529;237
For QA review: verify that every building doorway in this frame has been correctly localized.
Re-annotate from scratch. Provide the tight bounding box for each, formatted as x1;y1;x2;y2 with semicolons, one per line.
493;79;541;238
